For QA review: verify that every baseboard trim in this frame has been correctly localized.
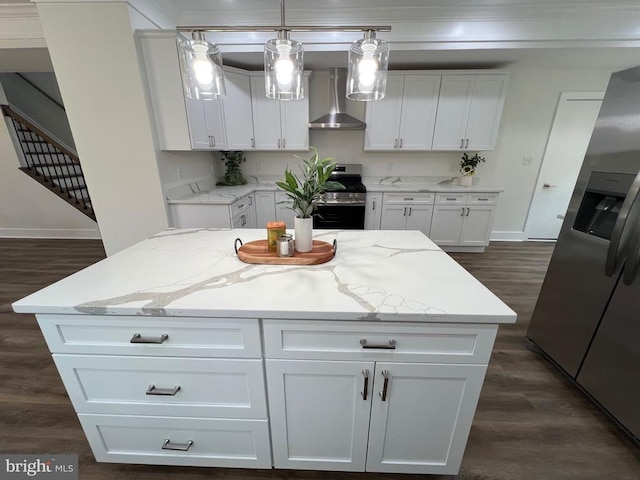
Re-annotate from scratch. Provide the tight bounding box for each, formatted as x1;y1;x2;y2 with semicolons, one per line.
490;231;527;242
0;228;101;239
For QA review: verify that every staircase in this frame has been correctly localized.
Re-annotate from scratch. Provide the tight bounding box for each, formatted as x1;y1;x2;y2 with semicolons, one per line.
2;104;96;221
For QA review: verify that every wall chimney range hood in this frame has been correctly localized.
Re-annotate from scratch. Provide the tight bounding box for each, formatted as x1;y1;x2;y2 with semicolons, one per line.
309;68;366;130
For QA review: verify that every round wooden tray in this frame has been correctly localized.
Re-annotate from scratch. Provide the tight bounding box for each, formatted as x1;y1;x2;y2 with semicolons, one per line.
234;238;336;265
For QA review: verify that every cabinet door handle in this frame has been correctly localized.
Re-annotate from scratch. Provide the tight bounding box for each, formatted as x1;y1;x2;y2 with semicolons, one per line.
408;207;412;216
460;138;464;149
146;385;181;396
461;208;465;216
277;138;281;148
249;196;253;206
162;439;193;451
466;207;470;216
372;199;376;210
399;138;403;149
379;369;390;402
282;138;286;148
360;338;396;350
361;369;369;400
394;139;398;149
251;137;255;148
130;333;169;344
403;207;407;216
465;138;469;149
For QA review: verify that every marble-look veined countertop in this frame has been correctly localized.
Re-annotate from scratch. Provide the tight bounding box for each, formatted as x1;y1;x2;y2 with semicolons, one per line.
12;229;516;324
165;176;503;205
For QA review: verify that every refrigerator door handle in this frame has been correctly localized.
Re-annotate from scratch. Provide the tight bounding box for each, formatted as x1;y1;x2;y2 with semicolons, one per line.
605;170;640;277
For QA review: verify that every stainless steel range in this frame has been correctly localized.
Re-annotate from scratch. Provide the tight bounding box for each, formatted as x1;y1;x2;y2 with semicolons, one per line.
314;164;366;229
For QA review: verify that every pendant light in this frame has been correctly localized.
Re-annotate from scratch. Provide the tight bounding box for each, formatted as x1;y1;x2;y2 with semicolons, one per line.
264;30;304;100
178;31;226;100
346;30;390;101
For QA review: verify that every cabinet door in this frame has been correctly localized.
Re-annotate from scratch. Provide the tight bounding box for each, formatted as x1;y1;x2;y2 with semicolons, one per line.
224;71;255;150
364;75;404;151
380;204;407;230
280;75;310;151
251;77;282;150
364;193;383;230
404;204;433;236
366;362;487;475
459;205;496;246
255;191;276;227
431;75;474;151
275;198;296;229
398;75;441;150
465;75;509;150
202;99;226;150
429;205;465;245
266;359;374;471
184;97;211;150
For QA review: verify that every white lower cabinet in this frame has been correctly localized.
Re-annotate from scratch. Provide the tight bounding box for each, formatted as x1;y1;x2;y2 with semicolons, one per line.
255;191;276;227
380;193;435;236
364;192;383;230
430;193;498;247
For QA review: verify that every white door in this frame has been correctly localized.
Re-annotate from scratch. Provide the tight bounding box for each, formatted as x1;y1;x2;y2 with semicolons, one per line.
281;76;310;150
429;205;465;245
364;75;404;150
525;92;604;240
266;359;374;471
431;75;474;151
404;204;433;236
380;204;407;230
398;75;441;150
224;71;254;150
366;362;487;475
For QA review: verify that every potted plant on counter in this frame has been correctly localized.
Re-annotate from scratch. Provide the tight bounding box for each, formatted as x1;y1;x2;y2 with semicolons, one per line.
276;147;344;252
459;152;485;186
216;151;247;186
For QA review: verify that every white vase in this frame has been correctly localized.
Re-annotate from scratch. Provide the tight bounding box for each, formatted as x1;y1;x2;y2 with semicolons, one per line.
294;217;313;253
460;175;473;186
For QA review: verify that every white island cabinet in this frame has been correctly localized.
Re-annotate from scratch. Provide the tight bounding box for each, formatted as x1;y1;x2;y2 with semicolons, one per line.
12;229;516;475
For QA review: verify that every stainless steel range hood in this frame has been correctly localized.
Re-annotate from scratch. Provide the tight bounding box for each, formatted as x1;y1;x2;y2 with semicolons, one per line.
309;68;366;130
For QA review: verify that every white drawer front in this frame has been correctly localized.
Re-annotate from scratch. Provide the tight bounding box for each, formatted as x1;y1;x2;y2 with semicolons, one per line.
230;195;252;216
53;355;267;418
383;193;434;204
467;193;499;205
435;193;467;205
79;414;272;468
36;315;262;358
263;320;497;364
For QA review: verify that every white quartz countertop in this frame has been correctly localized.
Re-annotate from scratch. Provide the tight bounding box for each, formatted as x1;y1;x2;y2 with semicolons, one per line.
166;176;502;205
13;229;516;324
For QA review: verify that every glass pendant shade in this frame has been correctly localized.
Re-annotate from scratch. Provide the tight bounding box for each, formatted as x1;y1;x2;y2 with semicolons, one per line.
264;31;304;101
178;33;226;100
346;31;389;101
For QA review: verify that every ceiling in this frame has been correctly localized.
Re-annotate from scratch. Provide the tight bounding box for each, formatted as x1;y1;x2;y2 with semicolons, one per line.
2;0;640;72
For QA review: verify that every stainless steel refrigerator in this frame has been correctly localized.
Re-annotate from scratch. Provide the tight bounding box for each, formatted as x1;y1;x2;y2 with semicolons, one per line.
527;65;640;443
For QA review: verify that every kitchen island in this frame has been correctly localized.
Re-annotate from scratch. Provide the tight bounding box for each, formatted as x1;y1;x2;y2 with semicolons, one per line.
13;229;516;475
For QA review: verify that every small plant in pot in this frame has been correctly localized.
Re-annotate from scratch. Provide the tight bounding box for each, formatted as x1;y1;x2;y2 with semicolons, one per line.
459;152;485;186
216;151;247;186
276;147;344;252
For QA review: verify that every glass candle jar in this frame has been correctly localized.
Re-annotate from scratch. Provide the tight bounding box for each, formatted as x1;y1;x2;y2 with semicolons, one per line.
277;233;294;257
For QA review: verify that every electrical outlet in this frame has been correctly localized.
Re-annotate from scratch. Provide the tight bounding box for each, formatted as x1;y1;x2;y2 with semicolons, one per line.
386;162;393;172
522;156;533;166
177;168;183;180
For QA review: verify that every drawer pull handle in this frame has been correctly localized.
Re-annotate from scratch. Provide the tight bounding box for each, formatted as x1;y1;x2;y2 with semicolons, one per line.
361;369;369;400
446;197;457;201
379;369;390;401
360;338;396;350
478;198;488;201
404;197;414;201
162;439;193;451
130;333;169;344
146;385;181;396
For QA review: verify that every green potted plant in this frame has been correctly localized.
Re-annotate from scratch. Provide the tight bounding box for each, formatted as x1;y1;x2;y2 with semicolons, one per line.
276;147;344;252
459;152;485;186
216;151;247;186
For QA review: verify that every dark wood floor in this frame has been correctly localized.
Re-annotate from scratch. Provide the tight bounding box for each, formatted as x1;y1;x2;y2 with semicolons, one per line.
1;239;639;480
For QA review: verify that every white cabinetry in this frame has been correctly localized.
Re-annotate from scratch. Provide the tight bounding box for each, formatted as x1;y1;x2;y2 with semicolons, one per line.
169;193;256;229
364;192;383;230
38;314;272;468
223;71;255;150
380;193;434;236
263;320;496;475
430;192;498;247
254;191;276;227
250;75;310;151
275;192;296;228
432;75;509;151
230;193;257;228
364;73;441;151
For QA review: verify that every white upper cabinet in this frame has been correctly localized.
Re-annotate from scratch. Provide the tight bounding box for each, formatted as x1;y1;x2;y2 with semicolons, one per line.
222;71;255;150
365;73;441;151
432;74;509;151
250;75;310;151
